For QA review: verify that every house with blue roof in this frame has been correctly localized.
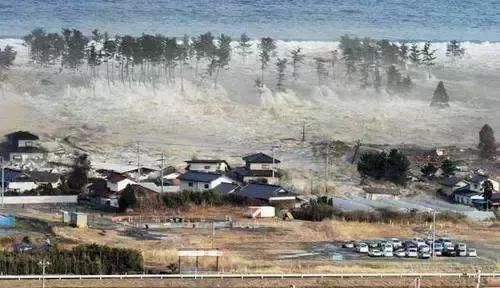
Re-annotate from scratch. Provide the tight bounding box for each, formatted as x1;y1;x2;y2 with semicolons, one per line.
235;183;297;205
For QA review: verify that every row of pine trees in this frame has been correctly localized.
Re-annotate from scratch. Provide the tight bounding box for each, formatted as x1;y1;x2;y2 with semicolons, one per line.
21;28;466;93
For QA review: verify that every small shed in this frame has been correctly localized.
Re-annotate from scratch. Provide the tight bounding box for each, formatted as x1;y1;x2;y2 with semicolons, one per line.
70;212;88;228
61;210;71;223
244;206;276;218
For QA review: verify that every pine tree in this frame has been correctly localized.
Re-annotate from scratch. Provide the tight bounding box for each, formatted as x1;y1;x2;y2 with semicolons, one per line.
237;33;252;63
409;43;420;65
329;49;338;79
289;47;305;82
257;37;277;85
212;34;232;87
478;124;496;159
343;48;356;81
421;41;436;77
386;65;401;91
276;58;288;92
430;81;450;108
446;40;465;58
399;41;409;69
314;57;328;86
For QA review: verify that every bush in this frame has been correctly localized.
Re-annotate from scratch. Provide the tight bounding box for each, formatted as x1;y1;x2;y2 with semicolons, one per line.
357;149;409;185
292;200;465;223
161;190;261;209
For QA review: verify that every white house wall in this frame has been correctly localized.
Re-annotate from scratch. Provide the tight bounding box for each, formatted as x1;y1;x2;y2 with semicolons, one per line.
107;179;136;192
8;182;38;192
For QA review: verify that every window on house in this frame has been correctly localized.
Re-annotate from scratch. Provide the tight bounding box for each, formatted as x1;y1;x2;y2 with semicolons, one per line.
188;183;193;187
204;184;209;189
204;165;210;169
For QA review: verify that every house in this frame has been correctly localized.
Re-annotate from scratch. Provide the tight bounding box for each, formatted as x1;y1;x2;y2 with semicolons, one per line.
178;171;234;193
106;172;136;192
29;171;61;188
243;152;280;171
125;184;163;210
440;176;469;197
468;173;500;193
453;189;480;206
235;183;297;205
363;187;400;200
233;152;281;184
185;159;230;173
212;182;240;194
7;175;38;193
4;131;47;163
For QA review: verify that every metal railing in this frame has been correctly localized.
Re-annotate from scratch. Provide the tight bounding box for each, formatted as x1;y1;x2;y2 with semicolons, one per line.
0;272;497;280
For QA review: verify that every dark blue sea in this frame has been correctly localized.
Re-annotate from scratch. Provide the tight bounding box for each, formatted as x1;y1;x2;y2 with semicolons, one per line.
0;0;498;41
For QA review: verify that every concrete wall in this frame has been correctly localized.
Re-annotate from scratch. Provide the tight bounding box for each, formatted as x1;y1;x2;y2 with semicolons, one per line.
2;195;78;204
8;182;38;192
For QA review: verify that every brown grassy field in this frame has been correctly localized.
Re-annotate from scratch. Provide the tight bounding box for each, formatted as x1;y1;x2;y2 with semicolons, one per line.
9;206;500;274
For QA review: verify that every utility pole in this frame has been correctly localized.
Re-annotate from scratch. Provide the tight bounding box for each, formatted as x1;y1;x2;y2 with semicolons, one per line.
309;169;314;194
302;121;306;142
38;259;50;288
160;152;165;193
136;142;141;182
476;269;481;288
271;145;279;181
1;156;4;209
432;209;436;260
325;147;329;179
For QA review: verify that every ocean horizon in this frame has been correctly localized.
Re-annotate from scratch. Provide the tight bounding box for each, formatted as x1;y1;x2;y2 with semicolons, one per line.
0;0;498;41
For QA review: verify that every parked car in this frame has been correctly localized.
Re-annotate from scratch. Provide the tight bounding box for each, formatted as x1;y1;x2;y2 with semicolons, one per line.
384;250;394;257
357;243;369;253
419;244;430;253
395;249;406;257
368;242;378;249
343;241;354;249
406;248;418;258
442;248;456;257
418;251;431;259
455;243;467;251
467;248;477;257
369;249;383;257
433;248;442;256
381;242;393;252
391;238;403;249
413;238;426;247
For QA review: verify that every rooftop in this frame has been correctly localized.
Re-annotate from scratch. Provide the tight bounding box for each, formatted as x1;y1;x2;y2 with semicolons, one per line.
236;183;296;201
185;159;228;164
178;171;225;183
106;173;129;183
5;131;39;141
243;152;280;164
213;183;240;194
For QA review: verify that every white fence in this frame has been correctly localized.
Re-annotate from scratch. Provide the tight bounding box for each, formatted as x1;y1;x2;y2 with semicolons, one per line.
0;272;497;280
2;195;78;204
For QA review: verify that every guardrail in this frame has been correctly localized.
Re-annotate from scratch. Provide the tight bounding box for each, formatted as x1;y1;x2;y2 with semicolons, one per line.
0;272;498;280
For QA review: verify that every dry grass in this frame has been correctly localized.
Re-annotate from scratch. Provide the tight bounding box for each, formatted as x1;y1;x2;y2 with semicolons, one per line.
17;206;500;274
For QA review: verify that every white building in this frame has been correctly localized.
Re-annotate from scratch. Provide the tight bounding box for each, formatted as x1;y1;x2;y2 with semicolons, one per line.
179;171;234;193
5;131;47;163
106;173;136;192
7;176;38;193
468;173;499;193
185;159;230;173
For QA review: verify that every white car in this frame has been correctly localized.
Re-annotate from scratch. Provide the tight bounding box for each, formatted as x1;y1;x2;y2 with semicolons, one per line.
357;243;369;253
457;249;467;257
343;241;355;249
419;251;431;259
369;249;383;257
413;238;426;247
391;238;403;249
395;249;406;257
419;245;430;253
406;248;418;258
384;250;393;257
467;249;477;257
